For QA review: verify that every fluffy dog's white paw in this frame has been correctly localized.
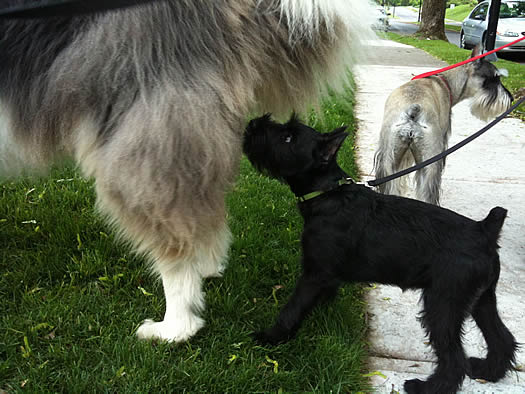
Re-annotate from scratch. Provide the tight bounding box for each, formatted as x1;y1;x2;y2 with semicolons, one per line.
136;316;205;342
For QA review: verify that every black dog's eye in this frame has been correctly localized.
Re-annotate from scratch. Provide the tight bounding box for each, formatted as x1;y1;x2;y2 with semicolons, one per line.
282;134;292;143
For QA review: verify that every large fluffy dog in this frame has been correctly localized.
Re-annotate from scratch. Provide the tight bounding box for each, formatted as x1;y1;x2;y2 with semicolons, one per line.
0;1;374;342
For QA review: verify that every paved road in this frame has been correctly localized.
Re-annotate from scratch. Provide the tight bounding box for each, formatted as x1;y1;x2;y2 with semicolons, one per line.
387;6;462;47
387;7;525;65
389;19;461;46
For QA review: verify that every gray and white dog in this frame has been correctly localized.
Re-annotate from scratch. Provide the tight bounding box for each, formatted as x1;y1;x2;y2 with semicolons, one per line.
0;1;375;342
373;46;512;205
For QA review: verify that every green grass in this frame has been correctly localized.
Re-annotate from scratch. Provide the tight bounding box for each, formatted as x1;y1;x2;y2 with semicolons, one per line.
0;84;371;392
386;32;525;118
445;4;473;22
445;24;462;33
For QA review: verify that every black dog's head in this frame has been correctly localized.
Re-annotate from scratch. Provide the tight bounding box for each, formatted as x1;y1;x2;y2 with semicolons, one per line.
243;114;348;187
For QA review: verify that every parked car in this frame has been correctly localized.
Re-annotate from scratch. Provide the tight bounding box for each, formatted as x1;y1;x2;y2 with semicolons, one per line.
460;0;525;52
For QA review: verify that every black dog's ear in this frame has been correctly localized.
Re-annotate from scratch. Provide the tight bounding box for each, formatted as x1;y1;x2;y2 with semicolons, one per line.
317;126;348;164
285;112;302;130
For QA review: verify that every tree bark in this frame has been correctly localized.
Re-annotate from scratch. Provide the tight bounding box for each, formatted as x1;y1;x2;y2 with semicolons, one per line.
416;0;448;41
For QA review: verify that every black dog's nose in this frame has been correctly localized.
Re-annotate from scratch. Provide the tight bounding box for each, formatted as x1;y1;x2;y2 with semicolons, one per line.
246;119;258;134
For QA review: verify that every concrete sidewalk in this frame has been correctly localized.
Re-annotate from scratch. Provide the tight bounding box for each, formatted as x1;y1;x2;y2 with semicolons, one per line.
354;39;525;393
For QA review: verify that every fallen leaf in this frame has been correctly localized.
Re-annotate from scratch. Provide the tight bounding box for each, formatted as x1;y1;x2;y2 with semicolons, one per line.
362;370;387;379
265;355;279;374
31;322;52;332
138;286;153;296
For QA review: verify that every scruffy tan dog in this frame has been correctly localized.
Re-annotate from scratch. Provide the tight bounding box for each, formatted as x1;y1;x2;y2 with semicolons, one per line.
374;47;512;205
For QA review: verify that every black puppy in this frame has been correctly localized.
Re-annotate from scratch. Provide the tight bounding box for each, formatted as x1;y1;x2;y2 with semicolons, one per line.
243;114;517;394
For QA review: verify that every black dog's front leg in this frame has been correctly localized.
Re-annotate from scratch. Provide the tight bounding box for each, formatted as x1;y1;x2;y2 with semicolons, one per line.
254;273;338;345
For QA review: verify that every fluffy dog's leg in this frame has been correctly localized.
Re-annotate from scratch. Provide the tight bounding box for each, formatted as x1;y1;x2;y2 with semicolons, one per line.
405;290;469;394
137;255;206;342
254;273;340;345
93;179;232;342
468;284;518;381
75;93;241;342
195;223;232;279
134;221;231;342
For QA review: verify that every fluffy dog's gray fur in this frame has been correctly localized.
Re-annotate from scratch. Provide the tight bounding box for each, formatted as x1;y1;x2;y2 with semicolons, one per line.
373;47;512;206
0;0;374;342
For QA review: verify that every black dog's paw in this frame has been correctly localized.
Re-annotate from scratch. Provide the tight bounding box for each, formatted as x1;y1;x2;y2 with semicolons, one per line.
468;357;503;382
404;378;458;394
404;378;427;394
468;357;488;380
251;327;290;346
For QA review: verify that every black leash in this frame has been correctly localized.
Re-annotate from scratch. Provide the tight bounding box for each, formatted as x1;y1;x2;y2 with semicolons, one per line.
0;0;159;18
367;95;525;187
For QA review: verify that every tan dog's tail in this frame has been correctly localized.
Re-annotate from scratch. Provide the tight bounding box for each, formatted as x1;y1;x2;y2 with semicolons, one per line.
405;104;421;121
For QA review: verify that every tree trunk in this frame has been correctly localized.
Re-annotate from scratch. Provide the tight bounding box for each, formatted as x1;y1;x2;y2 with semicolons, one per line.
416;0;448;41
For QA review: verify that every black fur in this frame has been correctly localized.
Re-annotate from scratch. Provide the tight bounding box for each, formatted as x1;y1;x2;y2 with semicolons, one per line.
243;114;518;394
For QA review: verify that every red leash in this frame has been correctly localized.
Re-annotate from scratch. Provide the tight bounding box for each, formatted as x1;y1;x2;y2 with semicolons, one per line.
412;35;525;80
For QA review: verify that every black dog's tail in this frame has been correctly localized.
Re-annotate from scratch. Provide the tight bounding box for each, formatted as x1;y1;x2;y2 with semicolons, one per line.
480;207;507;248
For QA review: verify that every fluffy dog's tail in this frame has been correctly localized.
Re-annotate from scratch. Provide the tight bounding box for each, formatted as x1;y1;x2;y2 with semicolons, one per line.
481;207;507;247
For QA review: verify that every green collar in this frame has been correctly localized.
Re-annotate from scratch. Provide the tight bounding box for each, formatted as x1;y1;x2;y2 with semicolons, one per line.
297;177;355;203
